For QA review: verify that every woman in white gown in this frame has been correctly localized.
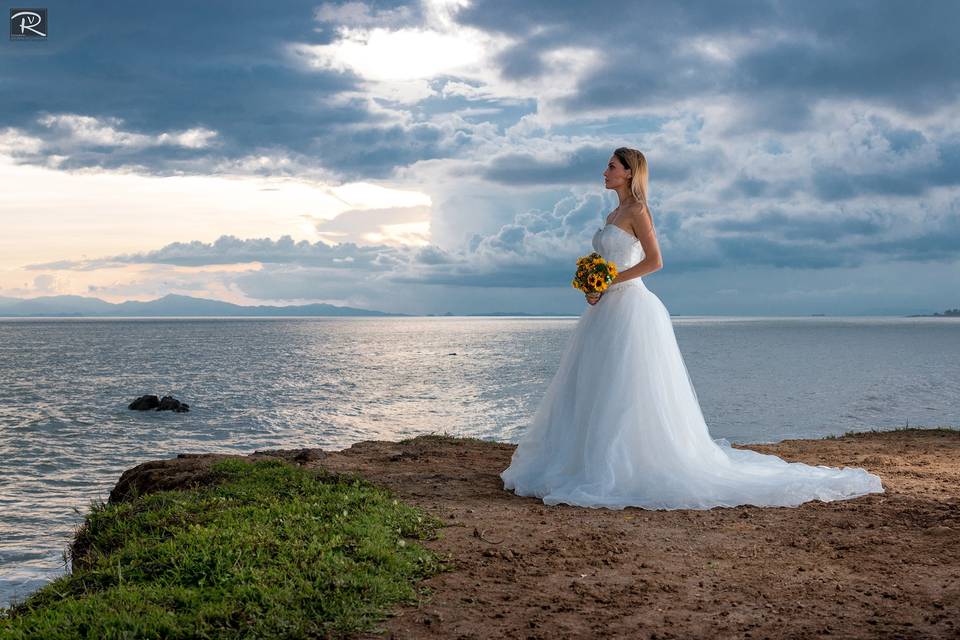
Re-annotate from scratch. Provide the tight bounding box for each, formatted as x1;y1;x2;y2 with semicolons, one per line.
500;147;885;510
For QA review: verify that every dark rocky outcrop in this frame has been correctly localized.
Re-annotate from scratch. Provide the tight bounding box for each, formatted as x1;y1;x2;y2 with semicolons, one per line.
158;395;189;412
128;395;160;410
107;447;327;505
128;395;190;412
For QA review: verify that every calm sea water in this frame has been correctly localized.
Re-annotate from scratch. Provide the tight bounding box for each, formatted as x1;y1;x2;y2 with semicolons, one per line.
1;316;958;608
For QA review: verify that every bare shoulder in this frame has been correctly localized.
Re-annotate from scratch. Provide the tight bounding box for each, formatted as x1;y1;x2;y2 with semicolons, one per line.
625;201;654;235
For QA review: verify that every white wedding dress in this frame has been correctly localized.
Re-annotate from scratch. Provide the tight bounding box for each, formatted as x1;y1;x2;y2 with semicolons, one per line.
500;222;885;510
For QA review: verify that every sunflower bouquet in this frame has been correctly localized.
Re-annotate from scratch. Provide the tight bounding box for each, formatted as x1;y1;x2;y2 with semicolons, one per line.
571;252;618;295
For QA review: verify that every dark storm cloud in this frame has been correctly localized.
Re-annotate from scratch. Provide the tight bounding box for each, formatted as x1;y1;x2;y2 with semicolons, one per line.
0;0;416;176
479;145;609;185
456;0;770;42
7;0;958;183
734;4;960;114
312;121;474;179
455;0;768;113
710;236;858;270
883;127;927;154
479;144;717;186
721;175;799;200
710;209;888;242
812;140;960;201
858;213;960;263
456;0;960;121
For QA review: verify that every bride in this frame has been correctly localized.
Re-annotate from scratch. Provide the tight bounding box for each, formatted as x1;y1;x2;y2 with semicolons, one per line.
500;147;885;510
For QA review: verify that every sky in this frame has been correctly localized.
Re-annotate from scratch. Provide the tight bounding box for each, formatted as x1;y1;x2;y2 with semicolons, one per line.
1;0;958;316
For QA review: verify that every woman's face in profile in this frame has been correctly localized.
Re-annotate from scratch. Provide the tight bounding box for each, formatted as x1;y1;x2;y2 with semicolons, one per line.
603;154;630;189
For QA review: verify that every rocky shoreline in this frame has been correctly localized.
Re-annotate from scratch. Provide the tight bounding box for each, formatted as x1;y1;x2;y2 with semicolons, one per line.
104;428;959;639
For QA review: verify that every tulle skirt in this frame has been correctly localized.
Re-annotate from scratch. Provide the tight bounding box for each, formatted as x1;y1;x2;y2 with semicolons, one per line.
500;278;885;510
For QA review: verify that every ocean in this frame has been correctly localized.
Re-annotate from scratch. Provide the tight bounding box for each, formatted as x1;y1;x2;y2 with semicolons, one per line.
1;315;958;608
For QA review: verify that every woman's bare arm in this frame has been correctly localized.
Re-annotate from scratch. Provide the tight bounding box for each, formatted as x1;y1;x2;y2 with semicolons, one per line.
614;204;663;283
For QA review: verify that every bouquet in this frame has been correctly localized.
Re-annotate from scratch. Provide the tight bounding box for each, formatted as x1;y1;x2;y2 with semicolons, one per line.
571;252;618;295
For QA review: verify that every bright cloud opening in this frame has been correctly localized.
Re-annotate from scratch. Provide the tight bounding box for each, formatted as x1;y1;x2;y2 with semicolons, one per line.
300;27;484;82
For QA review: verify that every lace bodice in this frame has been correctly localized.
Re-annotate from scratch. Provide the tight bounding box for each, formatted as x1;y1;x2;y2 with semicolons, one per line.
592;223;646;272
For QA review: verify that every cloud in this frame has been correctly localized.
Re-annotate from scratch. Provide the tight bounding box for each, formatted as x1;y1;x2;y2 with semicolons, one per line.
455;1;960;123
811;140;960;201
32;273;61;292
36;114;218;150
708;209;889;242
858;207;960;263
0;2;386;177
479;146;609;185
0;127;45;156
308;120;474;179
311;204;432;245
2;0;958;315
313;1;419;29
475;141;720;188
292;27;485;82
26;235;410;271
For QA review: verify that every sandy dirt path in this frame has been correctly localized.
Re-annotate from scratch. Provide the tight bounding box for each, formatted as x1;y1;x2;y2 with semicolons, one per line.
314;429;959;640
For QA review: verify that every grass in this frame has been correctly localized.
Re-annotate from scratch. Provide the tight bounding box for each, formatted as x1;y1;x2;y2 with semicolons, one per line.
822;425;960;439
398;430;498;445
0;458;451;639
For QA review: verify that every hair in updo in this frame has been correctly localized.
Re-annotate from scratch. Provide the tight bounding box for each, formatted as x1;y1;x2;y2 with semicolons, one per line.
613;147;649;208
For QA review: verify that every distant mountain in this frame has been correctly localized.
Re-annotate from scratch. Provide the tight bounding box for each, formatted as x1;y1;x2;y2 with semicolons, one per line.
0;294;405;317
0;294;116;315
906;307;960;318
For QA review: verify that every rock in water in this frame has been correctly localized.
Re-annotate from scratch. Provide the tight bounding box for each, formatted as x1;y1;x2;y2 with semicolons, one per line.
128;395;160;410
158;395;190;413
128;394;190;412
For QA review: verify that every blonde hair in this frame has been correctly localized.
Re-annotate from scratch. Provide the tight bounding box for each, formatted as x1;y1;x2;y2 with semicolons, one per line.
613;147;649;208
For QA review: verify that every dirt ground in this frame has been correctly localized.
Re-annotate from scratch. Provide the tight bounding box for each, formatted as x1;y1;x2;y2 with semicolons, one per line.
318;429;960;640
110;428;960;639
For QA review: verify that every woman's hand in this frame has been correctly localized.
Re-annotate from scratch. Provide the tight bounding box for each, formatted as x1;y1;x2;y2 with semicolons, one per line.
586;291;602;305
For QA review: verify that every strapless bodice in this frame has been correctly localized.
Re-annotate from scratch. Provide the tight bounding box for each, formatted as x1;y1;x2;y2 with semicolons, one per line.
592;224;648;293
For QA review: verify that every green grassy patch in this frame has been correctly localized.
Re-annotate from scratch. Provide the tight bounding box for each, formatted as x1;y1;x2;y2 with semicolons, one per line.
0;459;451;639
398;431;495;445
822;425;960;439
